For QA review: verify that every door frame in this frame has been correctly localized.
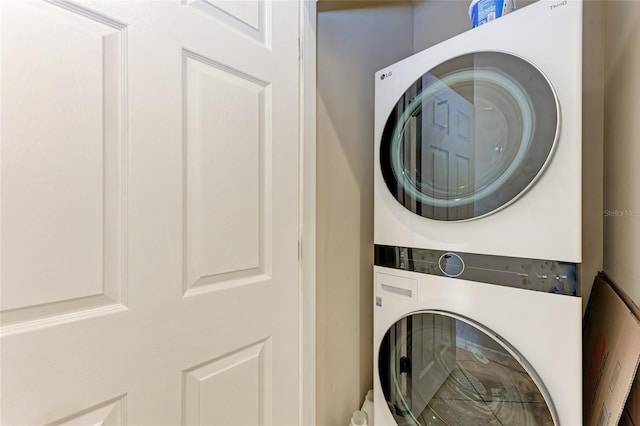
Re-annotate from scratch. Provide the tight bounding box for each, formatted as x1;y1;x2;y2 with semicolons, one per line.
300;1;317;425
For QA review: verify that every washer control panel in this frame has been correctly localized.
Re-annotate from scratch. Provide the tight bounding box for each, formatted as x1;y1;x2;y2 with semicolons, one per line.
375;245;579;296
438;252;465;277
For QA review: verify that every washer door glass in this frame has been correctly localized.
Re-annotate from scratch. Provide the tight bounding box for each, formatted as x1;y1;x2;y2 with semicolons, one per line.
379;52;559;221
378;311;557;425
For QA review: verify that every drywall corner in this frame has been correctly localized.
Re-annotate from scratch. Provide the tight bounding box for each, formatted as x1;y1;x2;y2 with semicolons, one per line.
581;0;605;310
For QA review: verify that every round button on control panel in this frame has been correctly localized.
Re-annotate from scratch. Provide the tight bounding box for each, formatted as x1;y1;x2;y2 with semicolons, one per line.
438;252;465;277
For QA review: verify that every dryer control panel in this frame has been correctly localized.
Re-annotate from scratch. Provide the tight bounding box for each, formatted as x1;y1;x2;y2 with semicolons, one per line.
375;245;579;296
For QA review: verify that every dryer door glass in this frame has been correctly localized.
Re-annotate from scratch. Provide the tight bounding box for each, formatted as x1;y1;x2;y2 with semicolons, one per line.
379;52;559;221
378;311;557;425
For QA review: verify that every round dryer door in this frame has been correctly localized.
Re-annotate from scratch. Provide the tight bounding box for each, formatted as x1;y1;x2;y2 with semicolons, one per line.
378;311;557;425
380;52;559;221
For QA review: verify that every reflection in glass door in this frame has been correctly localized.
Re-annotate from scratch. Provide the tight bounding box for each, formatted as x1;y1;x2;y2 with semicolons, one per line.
410;314;457;419
379;311;557;425
417;73;476;220
380;52;559;221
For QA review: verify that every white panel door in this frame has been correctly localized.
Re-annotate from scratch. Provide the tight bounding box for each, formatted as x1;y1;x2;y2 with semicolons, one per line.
0;1;300;424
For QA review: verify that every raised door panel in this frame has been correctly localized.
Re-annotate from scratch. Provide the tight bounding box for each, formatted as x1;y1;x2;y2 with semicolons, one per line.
185;0;268;45
183;339;271;426
51;396;127;426
183;51;271;294
0;0;126;323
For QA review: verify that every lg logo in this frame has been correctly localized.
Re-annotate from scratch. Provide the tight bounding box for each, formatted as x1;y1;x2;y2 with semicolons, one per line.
380;71;392;80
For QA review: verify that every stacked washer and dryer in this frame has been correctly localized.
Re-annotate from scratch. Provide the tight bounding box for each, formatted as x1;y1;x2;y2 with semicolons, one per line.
373;1;589;425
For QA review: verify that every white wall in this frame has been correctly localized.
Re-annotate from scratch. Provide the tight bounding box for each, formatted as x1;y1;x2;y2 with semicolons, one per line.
316;4;414;425
412;0;538;53
582;0;605;310
603;0;640;305
413;0;470;52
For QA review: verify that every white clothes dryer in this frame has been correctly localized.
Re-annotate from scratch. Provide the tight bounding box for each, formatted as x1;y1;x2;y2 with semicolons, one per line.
374;0;583;262
373;260;582;426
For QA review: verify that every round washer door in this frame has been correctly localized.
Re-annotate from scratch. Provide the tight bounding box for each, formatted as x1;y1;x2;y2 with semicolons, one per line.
378;311;557;425
380;52;559;221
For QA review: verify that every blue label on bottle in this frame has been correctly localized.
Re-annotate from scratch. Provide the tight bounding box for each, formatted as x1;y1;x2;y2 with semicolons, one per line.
471;0;505;27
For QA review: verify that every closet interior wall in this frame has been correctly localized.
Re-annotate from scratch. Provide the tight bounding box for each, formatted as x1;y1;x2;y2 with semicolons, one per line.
316;3;413;425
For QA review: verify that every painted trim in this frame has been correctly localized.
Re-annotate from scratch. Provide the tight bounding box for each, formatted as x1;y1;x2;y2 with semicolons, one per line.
300;1;317;425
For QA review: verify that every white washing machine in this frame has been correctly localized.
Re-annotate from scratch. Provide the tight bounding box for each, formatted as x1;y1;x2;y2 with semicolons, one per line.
374;0;583;262
373;1;585;424
373;260;582;426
